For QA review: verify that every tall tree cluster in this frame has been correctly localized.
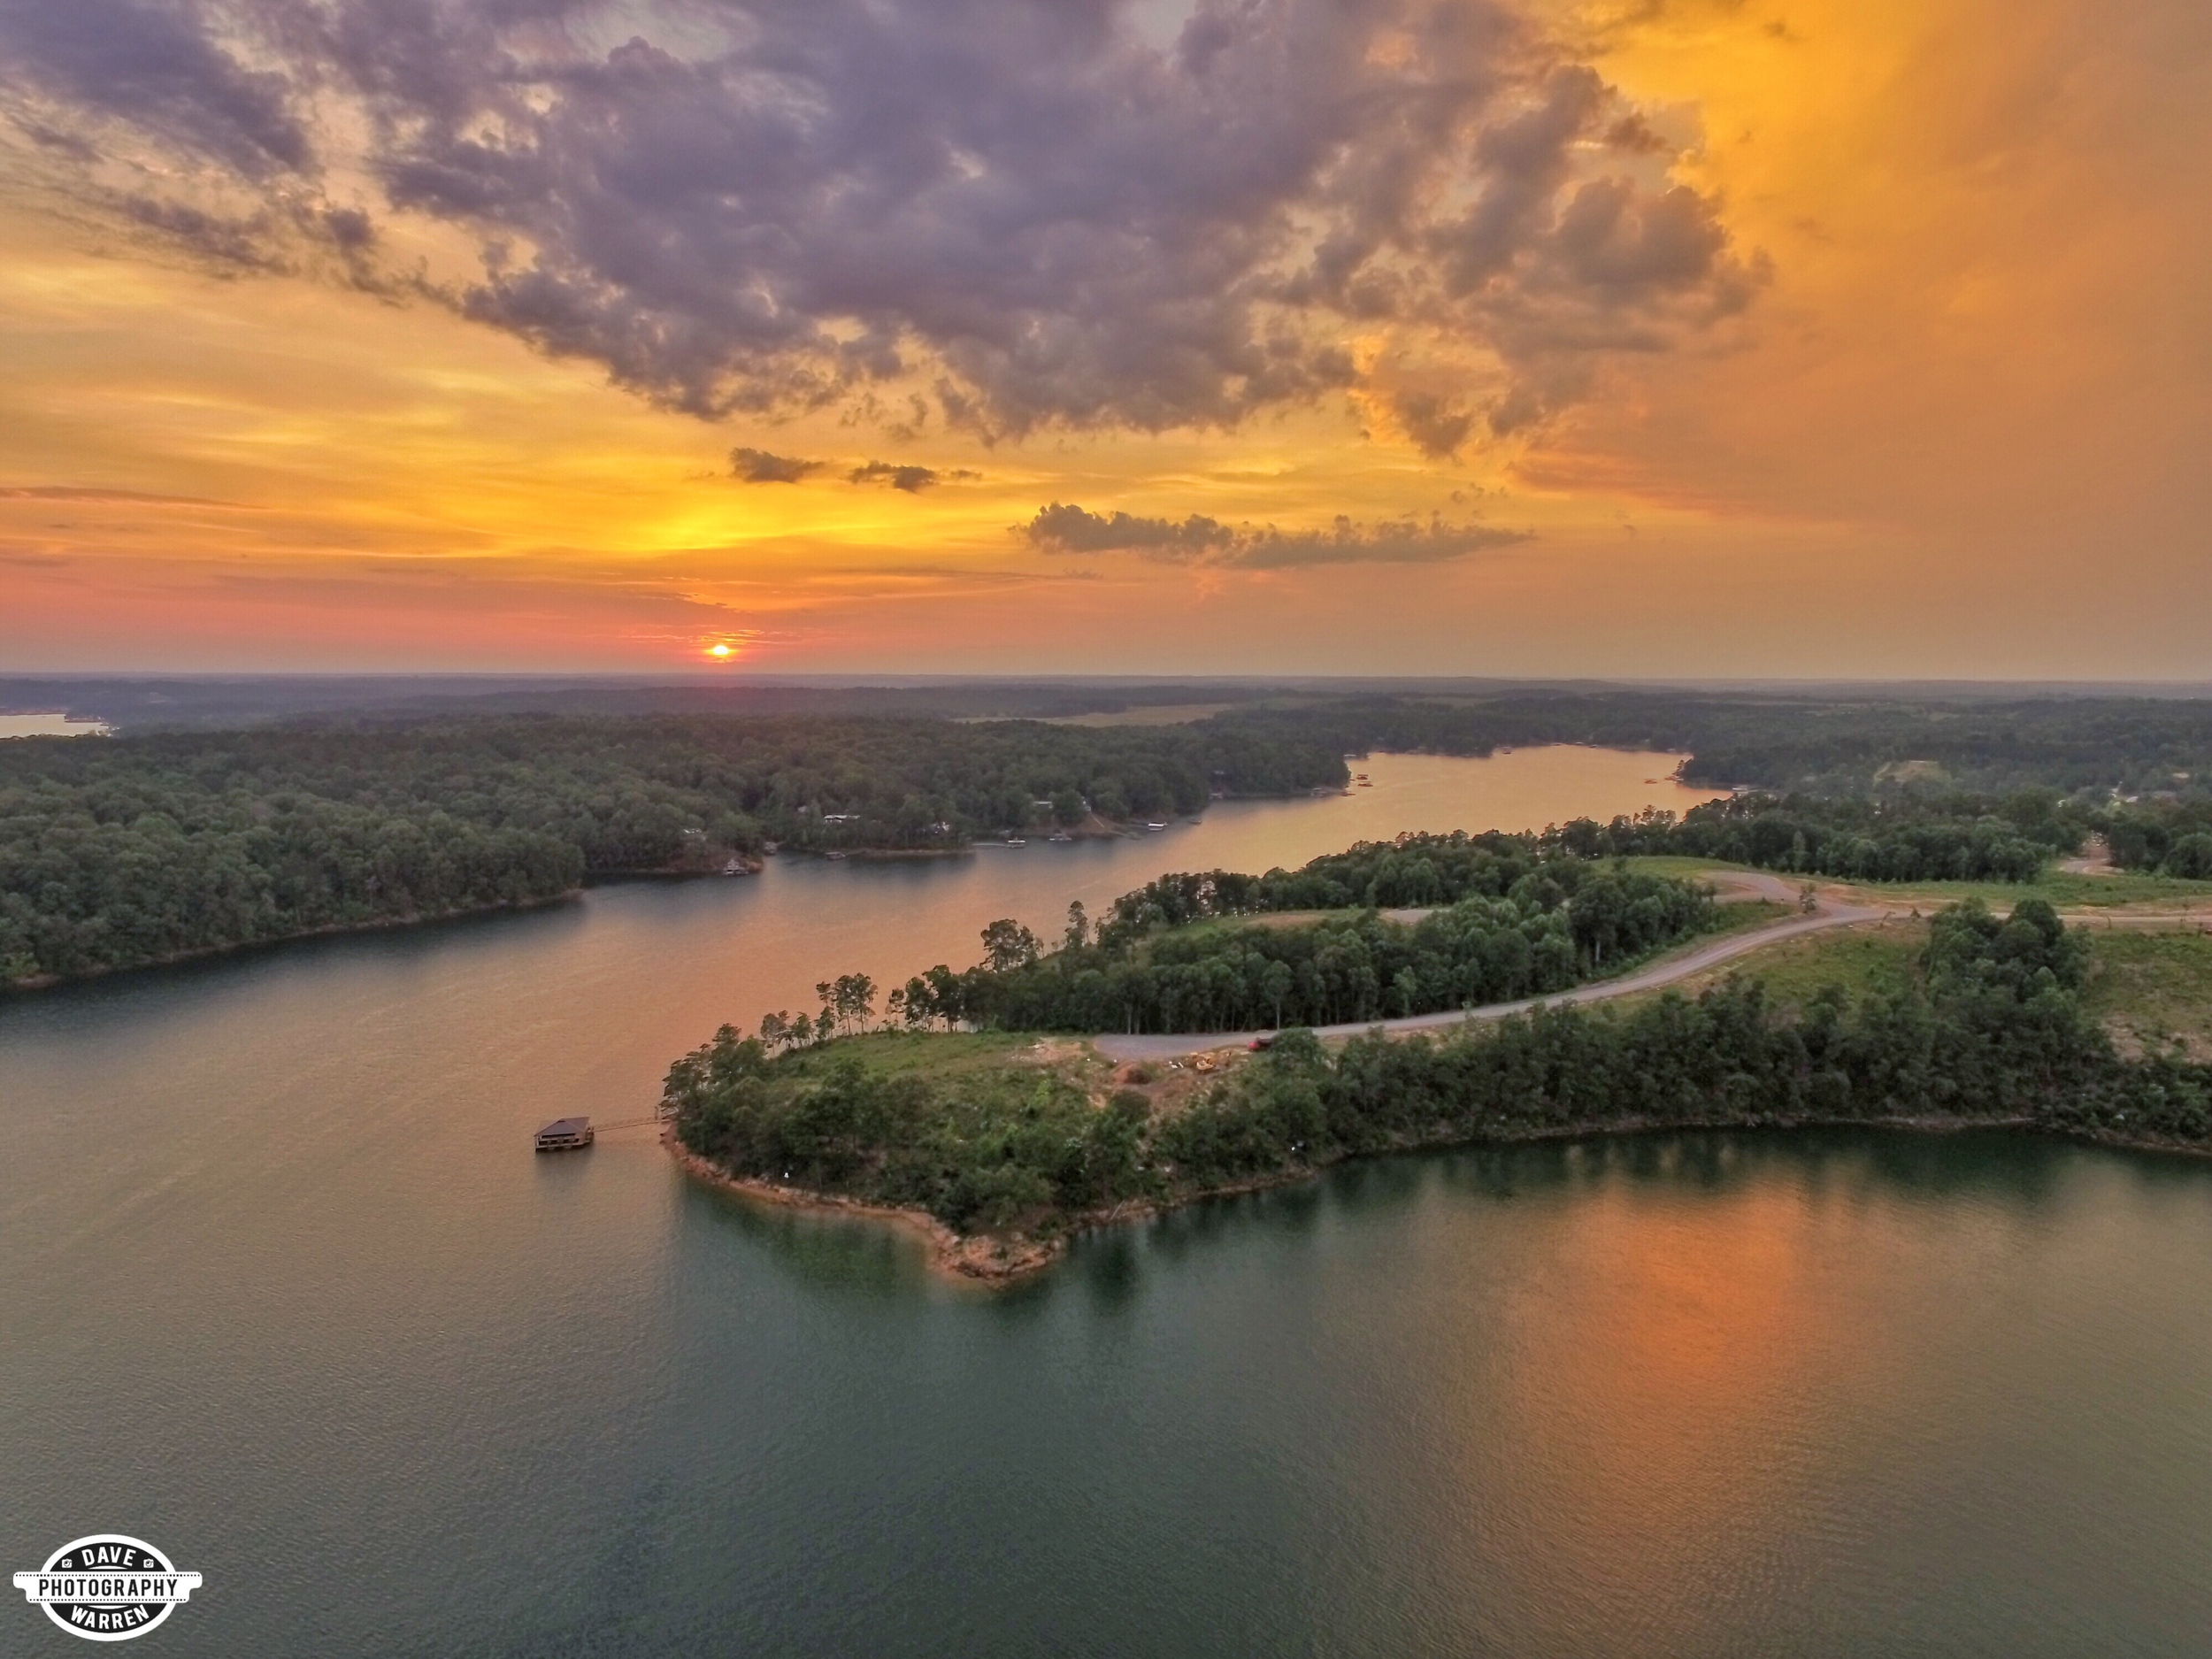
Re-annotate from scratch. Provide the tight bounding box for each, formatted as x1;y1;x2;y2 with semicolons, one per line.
872;866;1716;1037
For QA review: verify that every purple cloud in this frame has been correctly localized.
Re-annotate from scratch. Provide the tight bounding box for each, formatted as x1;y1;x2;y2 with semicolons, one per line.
0;0;1765;445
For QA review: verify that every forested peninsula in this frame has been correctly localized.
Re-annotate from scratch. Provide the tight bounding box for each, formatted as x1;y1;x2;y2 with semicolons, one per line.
836;857;1722;1038
667;885;2212;1284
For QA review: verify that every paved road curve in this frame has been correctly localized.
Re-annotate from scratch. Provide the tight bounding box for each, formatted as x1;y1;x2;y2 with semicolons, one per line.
1094;872;1888;1064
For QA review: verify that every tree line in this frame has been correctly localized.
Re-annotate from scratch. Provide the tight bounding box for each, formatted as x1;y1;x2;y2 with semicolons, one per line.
1571;791;2212;883
38;680;2212;799
1202;691;2212;796
667;896;2212;1240
1101;795;2084;933
2099;799;2212;877
1550;793;2077;882
733;849;1716;1042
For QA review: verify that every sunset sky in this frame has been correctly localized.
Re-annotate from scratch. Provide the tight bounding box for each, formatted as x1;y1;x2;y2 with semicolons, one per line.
3;0;2208;677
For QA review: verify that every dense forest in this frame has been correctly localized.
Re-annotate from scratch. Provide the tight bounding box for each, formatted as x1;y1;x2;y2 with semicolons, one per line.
1550;792;2079;881
1563;790;2212;880
12;684;2212;988
0;715;1343;986
667;898;2211;1239
2101;799;2212;874
20;678;2212;796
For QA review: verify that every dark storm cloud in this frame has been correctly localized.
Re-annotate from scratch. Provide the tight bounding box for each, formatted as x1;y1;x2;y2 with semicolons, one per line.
0;0;1764;442
729;446;820;483
1023;503;1526;566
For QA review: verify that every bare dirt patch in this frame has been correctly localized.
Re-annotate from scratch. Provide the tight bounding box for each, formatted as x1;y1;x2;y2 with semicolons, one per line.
2060;834;2117;877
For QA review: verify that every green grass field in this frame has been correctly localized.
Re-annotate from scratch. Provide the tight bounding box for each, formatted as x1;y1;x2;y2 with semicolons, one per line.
1617;855;1768;882
1620;854;2212;910
765;1028;1065;1082
2080;931;2212;1058
1179;888;1788;944
1707;897;1792;933
1642;918;1930;1008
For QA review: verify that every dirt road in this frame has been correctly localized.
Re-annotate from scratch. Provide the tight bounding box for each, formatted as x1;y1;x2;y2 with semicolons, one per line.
1094;872;1888;1064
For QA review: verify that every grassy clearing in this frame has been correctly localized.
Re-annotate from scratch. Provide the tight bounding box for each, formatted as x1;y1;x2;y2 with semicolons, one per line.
765;1029;1092;1085
1620;855;1761;881
1619;854;2212;910
1174;909;1340;941
1632;913;2212;1056
1706;898;1792;936
1833;872;2212;910
1632;918;1931;1009
1180;891;1786;947
2081;932;2212;1059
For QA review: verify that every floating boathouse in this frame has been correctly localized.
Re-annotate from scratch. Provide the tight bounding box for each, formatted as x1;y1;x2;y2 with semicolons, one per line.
534;1117;595;1152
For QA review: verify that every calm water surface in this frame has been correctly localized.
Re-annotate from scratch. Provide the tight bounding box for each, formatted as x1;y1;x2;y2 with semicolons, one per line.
5;749;2211;1655
0;712;112;738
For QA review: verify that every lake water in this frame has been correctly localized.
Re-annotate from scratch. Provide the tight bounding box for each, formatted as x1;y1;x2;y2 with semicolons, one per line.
5;748;2211;1655
0;711;111;738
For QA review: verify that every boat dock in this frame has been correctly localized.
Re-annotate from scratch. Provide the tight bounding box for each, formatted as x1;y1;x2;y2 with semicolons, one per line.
534;1105;672;1150
534;1117;595;1151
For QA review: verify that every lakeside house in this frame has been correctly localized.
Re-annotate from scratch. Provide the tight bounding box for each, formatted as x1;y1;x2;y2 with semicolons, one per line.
534;1118;594;1152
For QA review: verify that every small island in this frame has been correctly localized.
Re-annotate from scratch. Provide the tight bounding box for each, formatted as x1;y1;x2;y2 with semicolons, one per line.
664;835;2212;1283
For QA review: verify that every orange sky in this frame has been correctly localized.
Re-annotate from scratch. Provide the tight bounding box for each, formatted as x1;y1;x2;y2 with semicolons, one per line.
2;0;2207;676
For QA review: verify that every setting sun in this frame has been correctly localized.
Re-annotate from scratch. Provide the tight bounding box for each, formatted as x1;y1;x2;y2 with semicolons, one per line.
708;643;732;659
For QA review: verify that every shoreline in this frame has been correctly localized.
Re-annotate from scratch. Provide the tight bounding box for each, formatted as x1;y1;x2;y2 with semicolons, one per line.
664;1128;1064;1284
666;1110;2212;1288
0;888;586;995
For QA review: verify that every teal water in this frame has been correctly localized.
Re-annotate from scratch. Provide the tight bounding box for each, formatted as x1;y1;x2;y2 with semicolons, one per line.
4;751;2212;1655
